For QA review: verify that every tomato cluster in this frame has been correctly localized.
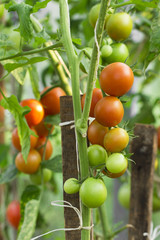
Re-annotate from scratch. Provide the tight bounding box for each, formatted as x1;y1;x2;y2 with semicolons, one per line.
12;87;66;184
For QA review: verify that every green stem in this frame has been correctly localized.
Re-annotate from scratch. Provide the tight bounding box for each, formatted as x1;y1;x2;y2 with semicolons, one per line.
30;15;72;96
111;1;133;8
59;0;91;239
77;0;111;135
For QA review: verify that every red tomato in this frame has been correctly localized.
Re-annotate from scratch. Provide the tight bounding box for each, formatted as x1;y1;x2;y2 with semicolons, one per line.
81;88;103;117
20;99;44;127
15;149;41;174
6;201;21;229
100;62;134;97
34;118;54;137
87;119;109;146
12;127;38;151
40;87;66;115
94;96;124;127
36;137;53;160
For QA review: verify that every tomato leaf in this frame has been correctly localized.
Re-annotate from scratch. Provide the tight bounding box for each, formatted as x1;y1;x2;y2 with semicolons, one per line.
41;155;62;172
44;114;61;126
0;164;18;184
0;95;32;162
32;0;51;13
28;65;40;100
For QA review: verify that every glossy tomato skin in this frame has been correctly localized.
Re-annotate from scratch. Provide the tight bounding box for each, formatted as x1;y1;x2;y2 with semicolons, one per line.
6;201;21;229
36;137;53;160
80;177;107;208
40;87;66;116
34;118;54;137
106;153;128;174
100;62;134;97
15;149;41;174
87;144;108;169
81;88;103;117
30;168;53;185
12;128;38;151
94;96;124;127
64;178;80;194
103;128;129;153
20;99;44;127
106;12;133;41
103;43;129;63
87;120;109;146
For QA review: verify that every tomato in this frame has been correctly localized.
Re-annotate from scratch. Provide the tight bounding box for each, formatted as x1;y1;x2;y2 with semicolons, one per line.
94;96;124;127
101;45;113;59
157;127;160;149
103;43;129;63
118;183;130;209
100;62;134;97
40;87;66;116
102;166;127;178
36;137;53;160
34;118;54;137
15;149;41;174
20;99;44;127
106;12;133;41
80;177;107;208
64;178;80;194
106;153;128;174
103;128;129;153
6;201;21;229
12;127;38;151
87;144;108;169
0;4;4;18
81;88;103;117
87;120;109;146
30;168;53;185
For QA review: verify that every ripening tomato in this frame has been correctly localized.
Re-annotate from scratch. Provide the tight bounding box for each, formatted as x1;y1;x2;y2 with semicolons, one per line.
102;166;127;178
40;87;66;116
100;62;134;97
103;128;129;153
34;118;54;137
64;178;80;194
12;128;38;151
106;12;133;41
36;137;53;160
81;88;103;117
6;201;21;229
106;153;128;174
80;177;107;208
87;120;109;146
15;149;41;174
87;144;108;169
94;96;124;127
20;99;44;127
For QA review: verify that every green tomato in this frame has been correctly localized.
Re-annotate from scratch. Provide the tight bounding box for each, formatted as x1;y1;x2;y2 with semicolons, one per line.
118;183;130;209
101;45;113;59
103;43;129;63
0;4;4;18
106;153;128;174
64;178;80;194
87;144;107;169
106;12;133;41
80;177;107;208
102;37;113;46
30;168;52;185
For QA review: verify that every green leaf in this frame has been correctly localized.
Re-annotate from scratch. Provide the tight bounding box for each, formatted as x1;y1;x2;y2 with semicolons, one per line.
32;0;51;13
130;0;158;8
8;3;33;41
44;114;61;126
72;38;82;45
41;155;62;172
34;29;51;45
0;144;10;166
0;95;31;162
18;200;40;240
0;164;18;184
28;65;40;99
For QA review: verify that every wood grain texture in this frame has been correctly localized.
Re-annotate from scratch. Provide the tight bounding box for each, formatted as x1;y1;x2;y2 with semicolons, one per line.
128;124;157;240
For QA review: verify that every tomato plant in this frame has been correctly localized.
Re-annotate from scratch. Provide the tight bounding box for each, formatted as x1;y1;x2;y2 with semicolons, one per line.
103;127;129;153
20;99;44;127
36;137;53;160
106;12;133;41
87;144;107;169
15;149;41;174
87;119;109;146
100;62;134;97
81;88;103;117
94;96;124;127
80;177;107;208
64;178;80;194
30;168;53;185
6;201;21;229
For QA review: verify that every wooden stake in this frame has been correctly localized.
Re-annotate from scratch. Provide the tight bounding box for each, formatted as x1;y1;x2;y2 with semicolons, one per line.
60;96;81;240
128;124;157;240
